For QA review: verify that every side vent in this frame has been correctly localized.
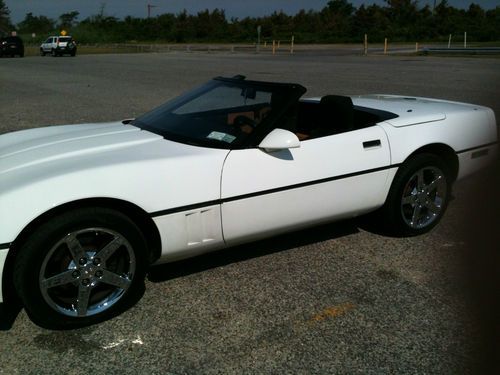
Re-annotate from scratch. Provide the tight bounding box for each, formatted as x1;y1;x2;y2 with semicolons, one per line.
185;208;217;246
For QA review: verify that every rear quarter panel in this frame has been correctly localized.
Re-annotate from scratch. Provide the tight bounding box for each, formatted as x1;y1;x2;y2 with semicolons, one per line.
380;106;497;179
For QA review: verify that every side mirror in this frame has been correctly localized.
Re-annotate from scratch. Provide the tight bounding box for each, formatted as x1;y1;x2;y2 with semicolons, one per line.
122;118;135;124
258;128;300;152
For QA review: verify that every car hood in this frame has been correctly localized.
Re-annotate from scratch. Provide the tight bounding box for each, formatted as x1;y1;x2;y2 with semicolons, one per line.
0;122;230;244
0;122;163;175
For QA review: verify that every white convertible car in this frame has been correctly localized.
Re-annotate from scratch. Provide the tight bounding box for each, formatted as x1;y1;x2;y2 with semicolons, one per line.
0;76;497;328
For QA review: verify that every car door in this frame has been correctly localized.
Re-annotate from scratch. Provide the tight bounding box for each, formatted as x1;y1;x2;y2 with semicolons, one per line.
42;38;51;51
220;125;391;245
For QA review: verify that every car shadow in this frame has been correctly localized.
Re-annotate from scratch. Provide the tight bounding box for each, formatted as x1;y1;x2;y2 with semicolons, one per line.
147;219;360;283
0;219;360;331
0;299;22;331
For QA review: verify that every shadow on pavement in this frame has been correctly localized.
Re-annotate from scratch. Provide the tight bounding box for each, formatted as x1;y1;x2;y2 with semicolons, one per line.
148;219;359;283
0;300;22;331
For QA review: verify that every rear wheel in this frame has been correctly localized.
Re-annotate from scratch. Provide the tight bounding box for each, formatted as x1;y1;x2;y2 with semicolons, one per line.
51;48;57;57
379;153;451;236
14;207;148;329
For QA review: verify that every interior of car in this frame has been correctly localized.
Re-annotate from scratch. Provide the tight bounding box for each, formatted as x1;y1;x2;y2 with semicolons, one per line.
292;95;398;140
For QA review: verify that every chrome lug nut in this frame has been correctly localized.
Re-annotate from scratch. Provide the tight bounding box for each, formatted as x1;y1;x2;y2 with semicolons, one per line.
82;278;90;286
95;270;103;278
72;270;80;278
79;257;87;265
93;257;101;266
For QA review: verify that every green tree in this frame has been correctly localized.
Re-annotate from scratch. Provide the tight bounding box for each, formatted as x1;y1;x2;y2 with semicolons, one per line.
0;0;12;34
321;0;355;41
58;11;79;30
17;12;55;34
433;0;466;39
484;6;500;41
353;4;389;41
384;0;419;39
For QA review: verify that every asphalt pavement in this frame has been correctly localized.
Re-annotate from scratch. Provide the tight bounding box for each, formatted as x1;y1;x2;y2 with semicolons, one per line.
0;51;498;374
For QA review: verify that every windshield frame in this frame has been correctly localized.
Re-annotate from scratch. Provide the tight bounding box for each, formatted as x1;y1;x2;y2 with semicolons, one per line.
131;77;306;150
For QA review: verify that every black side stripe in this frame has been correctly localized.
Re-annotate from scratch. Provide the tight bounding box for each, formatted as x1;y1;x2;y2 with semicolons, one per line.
0;243;11;250
150;164;400;218
456;142;497;155
150;200;221;217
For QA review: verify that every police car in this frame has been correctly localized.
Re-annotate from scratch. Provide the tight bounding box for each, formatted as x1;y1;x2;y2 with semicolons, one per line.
40;35;77;57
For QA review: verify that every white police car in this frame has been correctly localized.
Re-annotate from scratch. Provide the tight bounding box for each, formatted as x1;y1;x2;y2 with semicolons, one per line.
40;35;77;57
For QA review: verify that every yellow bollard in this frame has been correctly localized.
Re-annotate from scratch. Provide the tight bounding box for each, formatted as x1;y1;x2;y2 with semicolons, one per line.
272;40;276;55
291;35;294;54
415;42;419;52
364;34;368;55
384;38;387;55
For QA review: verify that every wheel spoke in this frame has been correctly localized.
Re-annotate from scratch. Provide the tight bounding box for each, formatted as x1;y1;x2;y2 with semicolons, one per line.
77;285;92;316
41;270;77;290
426;175;442;192
100;270;131;289
402;195;416;205
65;234;87;263
425;200;441;215
416;170;425;190
411;205;422;226
95;236;124;262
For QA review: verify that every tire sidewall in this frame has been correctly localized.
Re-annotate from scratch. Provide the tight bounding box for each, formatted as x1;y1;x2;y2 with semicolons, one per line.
14;207;148;329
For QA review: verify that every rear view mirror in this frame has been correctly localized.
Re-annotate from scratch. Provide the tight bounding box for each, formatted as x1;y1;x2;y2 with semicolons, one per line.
258;128;300;152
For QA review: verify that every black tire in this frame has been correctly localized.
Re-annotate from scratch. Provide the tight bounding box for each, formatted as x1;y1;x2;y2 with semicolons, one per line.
378;153;451;236
40;49;45;56
13;207;148;329
51;49;57;57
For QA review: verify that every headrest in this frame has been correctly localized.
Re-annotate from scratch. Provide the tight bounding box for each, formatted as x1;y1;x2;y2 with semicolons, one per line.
320;95;353;109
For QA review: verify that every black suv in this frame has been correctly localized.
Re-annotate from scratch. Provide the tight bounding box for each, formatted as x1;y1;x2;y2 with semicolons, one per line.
0;36;24;57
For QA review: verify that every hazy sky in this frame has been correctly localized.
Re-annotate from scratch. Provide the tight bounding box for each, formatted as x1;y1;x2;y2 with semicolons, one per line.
5;0;499;23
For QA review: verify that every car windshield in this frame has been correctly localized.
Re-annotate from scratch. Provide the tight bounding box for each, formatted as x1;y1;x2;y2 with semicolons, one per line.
5;37;21;43
132;78;305;149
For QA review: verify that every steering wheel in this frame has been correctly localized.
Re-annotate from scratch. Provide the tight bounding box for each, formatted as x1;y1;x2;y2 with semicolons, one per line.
233;115;257;128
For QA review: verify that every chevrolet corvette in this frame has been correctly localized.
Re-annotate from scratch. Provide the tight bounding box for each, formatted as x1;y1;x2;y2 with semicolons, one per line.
0;76;497;328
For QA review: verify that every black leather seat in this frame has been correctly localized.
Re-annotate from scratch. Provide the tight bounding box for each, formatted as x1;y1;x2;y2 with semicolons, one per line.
311;95;354;138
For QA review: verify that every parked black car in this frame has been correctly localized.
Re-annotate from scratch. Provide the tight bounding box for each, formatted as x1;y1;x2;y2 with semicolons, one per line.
0;36;24;57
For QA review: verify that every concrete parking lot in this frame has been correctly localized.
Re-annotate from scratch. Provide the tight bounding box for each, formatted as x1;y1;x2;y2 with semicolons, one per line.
0;52;498;374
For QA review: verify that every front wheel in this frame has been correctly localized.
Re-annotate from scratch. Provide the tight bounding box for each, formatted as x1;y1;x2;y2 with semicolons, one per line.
40;49;45;56
379;153;451;236
14;207;148;329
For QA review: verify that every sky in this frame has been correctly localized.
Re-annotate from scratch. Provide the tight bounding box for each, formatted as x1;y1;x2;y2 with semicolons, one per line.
4;0;500;23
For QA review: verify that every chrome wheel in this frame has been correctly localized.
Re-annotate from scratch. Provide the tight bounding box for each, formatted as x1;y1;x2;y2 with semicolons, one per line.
39;228;136;317
400;166;447;229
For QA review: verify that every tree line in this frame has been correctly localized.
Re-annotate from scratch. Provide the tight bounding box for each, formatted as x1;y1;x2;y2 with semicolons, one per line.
1;0;499;44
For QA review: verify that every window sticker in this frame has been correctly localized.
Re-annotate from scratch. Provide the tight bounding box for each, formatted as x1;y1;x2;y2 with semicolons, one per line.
207;131;236;143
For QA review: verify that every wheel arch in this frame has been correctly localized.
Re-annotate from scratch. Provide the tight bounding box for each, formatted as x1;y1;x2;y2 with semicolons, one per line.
401;143;459;182
3;198;162;303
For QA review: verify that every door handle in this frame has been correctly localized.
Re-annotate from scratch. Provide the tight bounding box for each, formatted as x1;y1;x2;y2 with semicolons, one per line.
363;139;381;149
